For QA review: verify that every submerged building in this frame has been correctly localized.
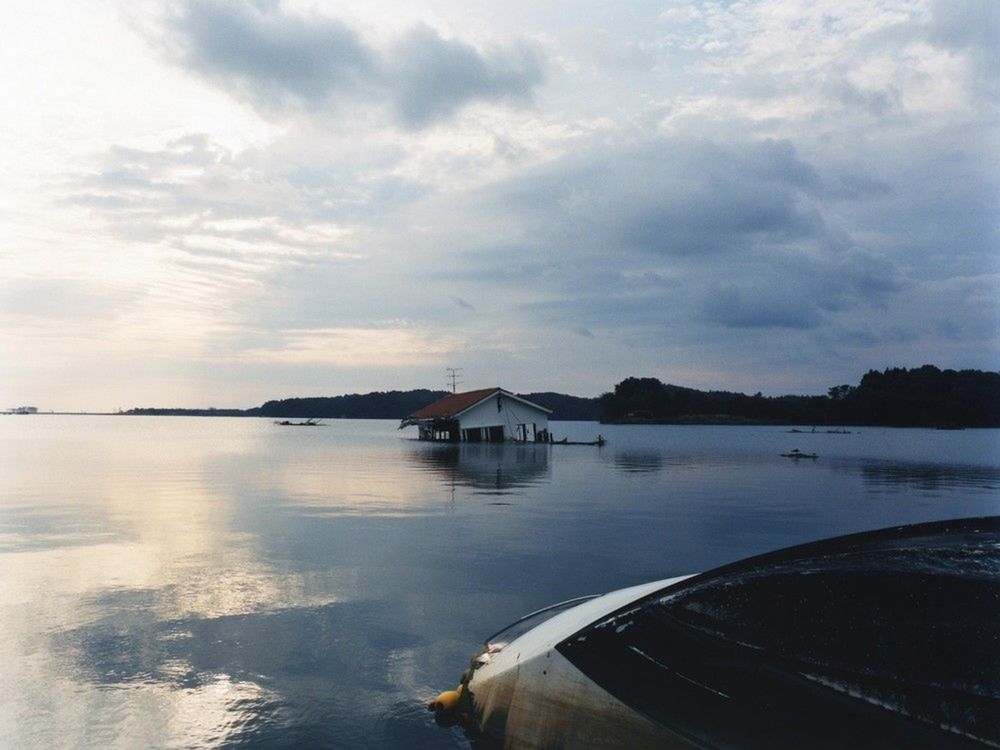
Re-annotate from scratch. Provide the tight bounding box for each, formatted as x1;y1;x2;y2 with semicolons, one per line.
400;388;551;443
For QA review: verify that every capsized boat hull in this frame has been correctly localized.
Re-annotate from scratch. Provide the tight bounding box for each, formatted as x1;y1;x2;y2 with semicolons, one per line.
433;517;1000;749
462;577;697;749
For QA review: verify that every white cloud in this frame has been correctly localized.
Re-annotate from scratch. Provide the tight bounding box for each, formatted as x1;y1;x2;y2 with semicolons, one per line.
157;0;545;128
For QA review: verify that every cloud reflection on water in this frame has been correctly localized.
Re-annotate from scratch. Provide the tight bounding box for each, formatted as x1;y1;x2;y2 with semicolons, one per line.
46;598;428;748
0;419;359;749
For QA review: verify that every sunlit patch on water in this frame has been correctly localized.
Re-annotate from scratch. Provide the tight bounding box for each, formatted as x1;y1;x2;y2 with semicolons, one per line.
119;674;286;749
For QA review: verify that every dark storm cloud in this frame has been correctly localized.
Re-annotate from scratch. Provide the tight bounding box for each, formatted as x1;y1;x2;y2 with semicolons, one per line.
387;25;542;128
170;1;374;106
433;135;911;335
700;286;823;330
695;248;904;331
477;138;827;258
164;1;544;126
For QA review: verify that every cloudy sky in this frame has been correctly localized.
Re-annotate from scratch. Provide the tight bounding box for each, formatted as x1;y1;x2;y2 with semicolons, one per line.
1;0;997;410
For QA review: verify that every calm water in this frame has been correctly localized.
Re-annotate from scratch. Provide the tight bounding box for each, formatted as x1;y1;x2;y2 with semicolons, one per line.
1;416;997;748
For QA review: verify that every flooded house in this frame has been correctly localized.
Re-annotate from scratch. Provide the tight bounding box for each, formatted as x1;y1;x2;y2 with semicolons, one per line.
399;388;551;443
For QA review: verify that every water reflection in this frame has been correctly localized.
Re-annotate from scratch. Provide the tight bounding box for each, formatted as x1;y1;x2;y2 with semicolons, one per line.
0;419;362;749
407;443;550;495
1;418;998;750
854;460;1000;492
47;597;424;747
612;451;665;474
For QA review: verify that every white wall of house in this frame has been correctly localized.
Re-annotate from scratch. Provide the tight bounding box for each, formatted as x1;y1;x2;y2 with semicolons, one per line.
458;392;548;439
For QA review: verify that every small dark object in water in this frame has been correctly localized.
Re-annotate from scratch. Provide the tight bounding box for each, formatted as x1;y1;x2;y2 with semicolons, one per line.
554;435;606;446
274;418;323;426
781;448;818;459
788;427;851;434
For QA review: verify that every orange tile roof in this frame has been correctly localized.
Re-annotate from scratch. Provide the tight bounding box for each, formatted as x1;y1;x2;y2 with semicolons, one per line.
406;387;501;420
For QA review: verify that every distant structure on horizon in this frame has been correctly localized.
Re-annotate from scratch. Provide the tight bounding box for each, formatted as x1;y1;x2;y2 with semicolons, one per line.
4;406;38;415
400;388;551;443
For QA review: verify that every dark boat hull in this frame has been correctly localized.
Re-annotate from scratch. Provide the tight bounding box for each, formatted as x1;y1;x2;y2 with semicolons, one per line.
436;518;1000;749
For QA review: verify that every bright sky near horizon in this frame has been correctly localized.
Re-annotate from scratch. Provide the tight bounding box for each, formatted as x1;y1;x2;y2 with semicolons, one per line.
1;0;997;410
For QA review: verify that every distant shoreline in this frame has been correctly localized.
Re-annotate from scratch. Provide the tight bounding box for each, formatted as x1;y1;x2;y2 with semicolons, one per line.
16;365;1000;428
11;412;999;430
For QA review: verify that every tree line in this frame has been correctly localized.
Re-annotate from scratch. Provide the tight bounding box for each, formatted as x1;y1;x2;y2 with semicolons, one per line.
124;365;1000;427
597;366;1000;427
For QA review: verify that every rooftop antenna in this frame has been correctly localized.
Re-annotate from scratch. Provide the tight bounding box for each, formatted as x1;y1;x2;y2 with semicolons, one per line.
446;367;463;393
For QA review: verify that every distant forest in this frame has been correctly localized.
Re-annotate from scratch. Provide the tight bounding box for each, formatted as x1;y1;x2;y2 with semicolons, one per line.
598;366;1000;427
125;390;599;421
124;365;1000;427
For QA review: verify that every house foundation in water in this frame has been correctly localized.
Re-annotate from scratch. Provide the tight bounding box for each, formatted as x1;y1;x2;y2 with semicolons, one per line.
399;388;552;443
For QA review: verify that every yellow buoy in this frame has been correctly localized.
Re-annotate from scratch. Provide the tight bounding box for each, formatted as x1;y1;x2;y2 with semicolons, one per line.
427;684;463;714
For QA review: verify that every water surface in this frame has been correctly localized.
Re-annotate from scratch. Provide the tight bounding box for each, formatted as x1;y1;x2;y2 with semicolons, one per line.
1;417;997;748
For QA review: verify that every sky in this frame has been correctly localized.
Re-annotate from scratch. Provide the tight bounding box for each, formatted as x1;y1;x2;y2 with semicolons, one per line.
1;0;997;410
